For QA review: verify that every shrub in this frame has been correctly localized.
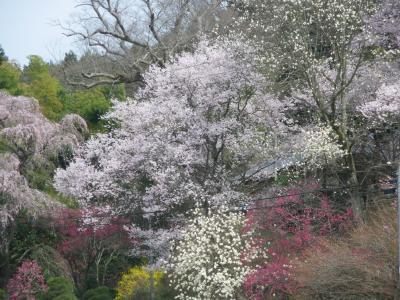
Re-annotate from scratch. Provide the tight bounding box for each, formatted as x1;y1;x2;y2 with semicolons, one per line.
30;246;73;280
44;277;76;300
8;212;60;267
115;266;165;300
295;206;396;299
53;294;78;300
0;289;6;300
169;208;249;300
82;286;114;300
6;260;48;300
242;187;353;299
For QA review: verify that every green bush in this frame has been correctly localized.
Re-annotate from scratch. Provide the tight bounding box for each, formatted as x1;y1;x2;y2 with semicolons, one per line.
8;212;59;266
22;160;54;191
62;88;111;131
82;286;115;300
53;294;78;300
44;277;76;300
0;288;7;300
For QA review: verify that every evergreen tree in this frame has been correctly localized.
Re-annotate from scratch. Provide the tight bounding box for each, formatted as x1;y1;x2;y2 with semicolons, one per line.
0;45;7;64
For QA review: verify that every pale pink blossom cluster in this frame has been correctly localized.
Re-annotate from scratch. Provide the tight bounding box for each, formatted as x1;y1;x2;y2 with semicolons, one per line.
358;81;400;124
54;39;285;213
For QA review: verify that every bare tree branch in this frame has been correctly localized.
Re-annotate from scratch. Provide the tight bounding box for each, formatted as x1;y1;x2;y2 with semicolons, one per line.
59;0;232;92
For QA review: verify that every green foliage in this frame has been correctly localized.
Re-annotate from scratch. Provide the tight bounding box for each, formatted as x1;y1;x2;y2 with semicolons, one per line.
43;186;79;208
23;55;50;81
82;286;115;300
53;295;78;300
8;212;60;267
63;51;78;66
130;276;176;300
0;62;22;95
43;277;77;300
22;55;64;120
0;288;6;300
62;88;111;130
274;169;303;187
22;158;54;191
10;130;77;208
0;53;125;129
361;45;387;61
0;137;12;154
100;84;126;100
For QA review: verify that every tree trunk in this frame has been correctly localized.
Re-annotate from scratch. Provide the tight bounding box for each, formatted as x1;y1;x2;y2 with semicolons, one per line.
348;152;364;221
149;270;155;300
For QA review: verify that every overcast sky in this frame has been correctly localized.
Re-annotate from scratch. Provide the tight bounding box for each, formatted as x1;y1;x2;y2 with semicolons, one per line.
0;0;78;66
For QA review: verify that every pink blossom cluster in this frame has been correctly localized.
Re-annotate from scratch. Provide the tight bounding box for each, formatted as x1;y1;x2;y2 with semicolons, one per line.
56;207;129;257
6;260;48;300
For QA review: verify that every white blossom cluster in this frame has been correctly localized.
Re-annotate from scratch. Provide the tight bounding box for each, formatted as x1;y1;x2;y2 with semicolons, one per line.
80;204;114;231
168;207;249;300
234;0;374;78
294;125;346;168
125;225;181;267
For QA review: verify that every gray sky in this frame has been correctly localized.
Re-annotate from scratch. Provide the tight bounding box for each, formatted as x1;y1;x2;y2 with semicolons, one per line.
0;0;77;66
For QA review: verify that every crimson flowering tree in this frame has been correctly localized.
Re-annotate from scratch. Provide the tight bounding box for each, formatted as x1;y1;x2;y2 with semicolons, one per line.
242;185;353;299
55;206;130;291
6;260;48;300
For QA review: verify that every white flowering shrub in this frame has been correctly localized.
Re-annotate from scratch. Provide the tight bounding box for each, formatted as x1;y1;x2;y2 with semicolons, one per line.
168;208;249;300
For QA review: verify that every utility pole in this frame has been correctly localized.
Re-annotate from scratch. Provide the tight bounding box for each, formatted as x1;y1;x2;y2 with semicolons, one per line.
397;164;400;299
148;215;155;300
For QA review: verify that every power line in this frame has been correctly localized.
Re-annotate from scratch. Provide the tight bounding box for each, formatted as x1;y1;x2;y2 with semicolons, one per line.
141;180;389;216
